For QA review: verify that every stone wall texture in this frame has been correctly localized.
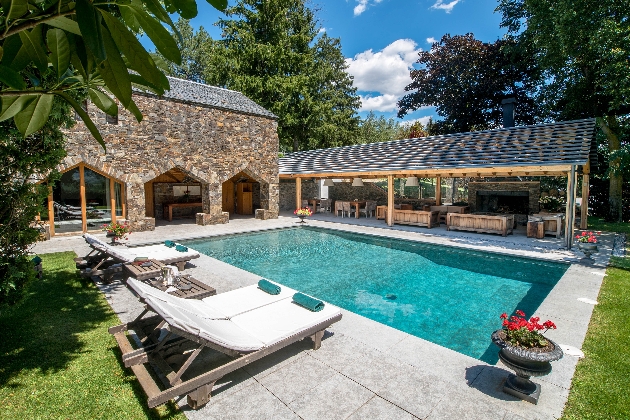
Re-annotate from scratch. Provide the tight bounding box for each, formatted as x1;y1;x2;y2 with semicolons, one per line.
62;93;280;230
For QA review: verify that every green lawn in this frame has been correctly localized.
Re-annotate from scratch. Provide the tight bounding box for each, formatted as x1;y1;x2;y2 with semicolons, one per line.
561;223;630;419
0;252;185;420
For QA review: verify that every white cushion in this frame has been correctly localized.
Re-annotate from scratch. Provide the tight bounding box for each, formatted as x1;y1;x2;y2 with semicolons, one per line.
201;283;295;318
232;297;342;347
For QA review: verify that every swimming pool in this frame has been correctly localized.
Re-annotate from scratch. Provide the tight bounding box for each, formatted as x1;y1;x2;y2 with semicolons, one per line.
184;227;568;362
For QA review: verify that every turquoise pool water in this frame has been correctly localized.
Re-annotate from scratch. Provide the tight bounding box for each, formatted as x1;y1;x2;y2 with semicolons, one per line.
184;227;568;362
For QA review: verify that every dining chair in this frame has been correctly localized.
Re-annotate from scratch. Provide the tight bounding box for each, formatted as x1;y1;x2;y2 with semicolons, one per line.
319;199;331;213
342;201;353;218
334;201;344;217
360;201;377;218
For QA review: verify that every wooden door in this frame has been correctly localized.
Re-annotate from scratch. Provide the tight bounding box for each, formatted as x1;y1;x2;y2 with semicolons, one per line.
236;183;253;214
222;181;234;214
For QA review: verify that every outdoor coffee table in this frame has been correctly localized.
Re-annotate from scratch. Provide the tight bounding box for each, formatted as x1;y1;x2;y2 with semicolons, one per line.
123;259;164;281
123;259;216;299
142;275;216;300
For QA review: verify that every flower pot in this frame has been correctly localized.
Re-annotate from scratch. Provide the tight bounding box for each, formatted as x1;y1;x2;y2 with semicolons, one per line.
297;215;307;224
491;329;563;404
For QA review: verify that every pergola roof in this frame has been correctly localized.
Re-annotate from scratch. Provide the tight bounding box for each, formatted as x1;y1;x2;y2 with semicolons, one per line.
279;118;597;178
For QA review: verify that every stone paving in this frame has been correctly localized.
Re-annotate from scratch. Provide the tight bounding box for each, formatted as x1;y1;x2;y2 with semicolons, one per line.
32;213;613;419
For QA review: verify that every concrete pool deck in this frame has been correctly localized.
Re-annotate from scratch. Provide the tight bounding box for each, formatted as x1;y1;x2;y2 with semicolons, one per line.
33;215;613;419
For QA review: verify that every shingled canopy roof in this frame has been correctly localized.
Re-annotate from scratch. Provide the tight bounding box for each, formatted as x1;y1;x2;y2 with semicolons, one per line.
279;118;597;178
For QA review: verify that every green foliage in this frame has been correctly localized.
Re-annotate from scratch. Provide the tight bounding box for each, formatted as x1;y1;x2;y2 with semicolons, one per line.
357;112;428;144
0;252;186;419
0;69;73;308
397;33;543;135
497;0;630;221
202;0;361;152
166;19;214;83
0;0;226;145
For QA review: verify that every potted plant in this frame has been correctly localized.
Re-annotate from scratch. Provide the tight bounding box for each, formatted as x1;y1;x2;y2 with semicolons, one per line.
101;221;131;244
575;231;598;259
491;310;563;404
294;207;313;223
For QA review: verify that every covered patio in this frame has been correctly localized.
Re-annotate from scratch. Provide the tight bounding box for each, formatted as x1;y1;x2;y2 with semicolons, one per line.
279;119;598;249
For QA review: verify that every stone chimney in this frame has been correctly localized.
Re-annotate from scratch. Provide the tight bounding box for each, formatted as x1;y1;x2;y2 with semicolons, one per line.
501;97;517;128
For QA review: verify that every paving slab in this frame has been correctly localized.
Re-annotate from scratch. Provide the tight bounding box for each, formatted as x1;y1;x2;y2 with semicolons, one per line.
288;373;374;420
347;395;416;419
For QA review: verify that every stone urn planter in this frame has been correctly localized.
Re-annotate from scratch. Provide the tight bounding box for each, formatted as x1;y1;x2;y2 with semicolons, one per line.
491;329;563;404
297;215;307;224
578;242;598;260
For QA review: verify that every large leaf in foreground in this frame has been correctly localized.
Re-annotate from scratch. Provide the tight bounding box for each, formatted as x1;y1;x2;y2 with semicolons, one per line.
55;91;105;149
47;29;71;80
14;94;54;137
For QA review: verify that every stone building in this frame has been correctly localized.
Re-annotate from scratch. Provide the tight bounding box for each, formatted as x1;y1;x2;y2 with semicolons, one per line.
45;77;279;236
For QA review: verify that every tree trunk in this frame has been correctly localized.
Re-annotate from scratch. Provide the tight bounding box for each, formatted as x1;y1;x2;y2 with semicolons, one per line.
599;116;623;222
293;137;299;152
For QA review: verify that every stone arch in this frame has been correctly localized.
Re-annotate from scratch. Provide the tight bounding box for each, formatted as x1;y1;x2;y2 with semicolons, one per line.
144;165;206;223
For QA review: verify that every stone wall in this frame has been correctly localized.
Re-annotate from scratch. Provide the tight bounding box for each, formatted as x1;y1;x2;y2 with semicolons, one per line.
279;179;319;211
62;93;280;230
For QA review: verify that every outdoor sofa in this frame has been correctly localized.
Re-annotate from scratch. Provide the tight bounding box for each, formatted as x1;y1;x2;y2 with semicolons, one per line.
446;213;514;236
110;279;342;409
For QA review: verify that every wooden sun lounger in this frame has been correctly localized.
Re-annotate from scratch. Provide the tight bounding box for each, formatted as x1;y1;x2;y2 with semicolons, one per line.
109;281;342;409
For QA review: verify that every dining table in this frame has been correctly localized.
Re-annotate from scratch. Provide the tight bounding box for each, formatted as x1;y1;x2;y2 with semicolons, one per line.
307;199;320;212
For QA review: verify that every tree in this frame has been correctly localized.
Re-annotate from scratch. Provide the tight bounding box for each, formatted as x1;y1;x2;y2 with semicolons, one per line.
497;0;630;221
166;19;214;83
357;111;403;144
397;34;543;135
0;72;75;308
204;0;361;152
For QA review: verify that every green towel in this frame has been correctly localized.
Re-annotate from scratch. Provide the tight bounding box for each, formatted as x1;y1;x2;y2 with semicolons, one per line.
175;244;188;252
258;279;281;295
292;292;325;312
32;255;42;265
164;240;176;248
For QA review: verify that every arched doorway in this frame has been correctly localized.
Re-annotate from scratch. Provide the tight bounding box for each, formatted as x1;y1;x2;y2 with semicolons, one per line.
144;167;203;223
222;172;260;218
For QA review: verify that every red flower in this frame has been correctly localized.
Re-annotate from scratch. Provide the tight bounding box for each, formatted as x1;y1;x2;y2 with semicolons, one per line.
500;313;508;320
515;309;525;317
543;320;556;329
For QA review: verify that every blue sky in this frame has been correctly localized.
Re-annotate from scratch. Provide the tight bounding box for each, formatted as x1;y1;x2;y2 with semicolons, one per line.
145;0;506;125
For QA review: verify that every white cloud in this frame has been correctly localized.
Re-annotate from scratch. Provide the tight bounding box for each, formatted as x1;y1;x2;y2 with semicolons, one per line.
358;94;400;112
430;0;460;13
402;115;434;126
318;27;326;34
345;39;421;100
354;0;384;16
426;37;437;44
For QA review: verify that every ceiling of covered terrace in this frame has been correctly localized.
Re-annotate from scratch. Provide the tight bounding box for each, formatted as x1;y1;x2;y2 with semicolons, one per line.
279;118;598;179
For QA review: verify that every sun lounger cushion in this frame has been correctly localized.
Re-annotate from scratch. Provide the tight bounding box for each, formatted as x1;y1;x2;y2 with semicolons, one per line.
201;283;296;318
127;279;341;352
83;234;199;264
231;298;341;347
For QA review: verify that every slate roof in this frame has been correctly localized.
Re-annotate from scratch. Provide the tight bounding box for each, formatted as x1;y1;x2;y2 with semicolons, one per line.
137;76;277;119
279;119;597;176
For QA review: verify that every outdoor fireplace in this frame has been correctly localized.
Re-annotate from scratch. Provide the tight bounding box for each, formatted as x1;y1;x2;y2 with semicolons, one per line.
468;182;541;225
476;190;530;215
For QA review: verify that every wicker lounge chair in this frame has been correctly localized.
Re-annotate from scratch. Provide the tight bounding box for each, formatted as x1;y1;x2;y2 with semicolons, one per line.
110;279;342;409
77;234;201;281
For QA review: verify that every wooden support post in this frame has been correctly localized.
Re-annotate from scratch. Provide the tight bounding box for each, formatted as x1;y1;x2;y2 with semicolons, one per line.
436;176;442;205
387;175;394;227
47;187;55;237
295;178;302;210
80;163;87;232
565;166;576;249
110;177;116;223
581;174;589;230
